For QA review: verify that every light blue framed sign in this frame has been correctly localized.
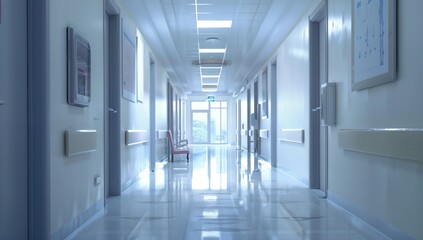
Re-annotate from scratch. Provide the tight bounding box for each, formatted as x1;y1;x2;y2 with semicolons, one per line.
352;0;396;91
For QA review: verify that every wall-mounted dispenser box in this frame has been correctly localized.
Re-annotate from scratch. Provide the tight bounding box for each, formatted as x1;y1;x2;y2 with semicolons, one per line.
321;83;336;126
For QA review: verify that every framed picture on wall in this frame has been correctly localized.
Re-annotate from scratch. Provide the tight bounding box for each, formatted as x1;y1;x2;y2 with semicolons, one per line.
67;27;91;107
122;29;137;102
136;31;144;103
352;0;396;91
261;68;268;118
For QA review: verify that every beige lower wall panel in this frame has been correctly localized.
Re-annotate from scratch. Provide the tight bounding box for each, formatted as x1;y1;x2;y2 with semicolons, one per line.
339;129;423;162
125;130;148;146
279;129;304;143
65;130;97;156
259;129;269;139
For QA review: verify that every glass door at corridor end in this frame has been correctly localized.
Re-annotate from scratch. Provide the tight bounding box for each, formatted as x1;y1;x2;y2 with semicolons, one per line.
191;101;228;144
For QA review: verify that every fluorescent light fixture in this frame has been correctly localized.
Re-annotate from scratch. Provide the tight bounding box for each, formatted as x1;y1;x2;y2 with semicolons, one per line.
202;88;217;92
202;85;218;92
197;20;232;28
188;3;212;6
199;48;226;54
202;80;218;85
200;67;222;76
200;67;222;70
201;75;220;78
202;210;219;219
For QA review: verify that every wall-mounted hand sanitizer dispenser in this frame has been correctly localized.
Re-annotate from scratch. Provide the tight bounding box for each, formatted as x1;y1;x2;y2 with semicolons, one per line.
321;83;336;126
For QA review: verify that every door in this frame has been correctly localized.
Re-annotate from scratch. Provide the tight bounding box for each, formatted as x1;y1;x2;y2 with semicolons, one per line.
270;61;277;167
236;100;241;149
249;81;259;154
309;5;327;194
105;0;121;196
0;0;28;238
209;101;228;144
192;111;209;143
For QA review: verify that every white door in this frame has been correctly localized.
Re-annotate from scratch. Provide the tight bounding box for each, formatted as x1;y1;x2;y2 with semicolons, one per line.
0;0;28;238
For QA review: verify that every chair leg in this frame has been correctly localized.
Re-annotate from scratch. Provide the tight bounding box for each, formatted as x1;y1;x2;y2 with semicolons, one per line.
171;154;174;162
187;153;189;162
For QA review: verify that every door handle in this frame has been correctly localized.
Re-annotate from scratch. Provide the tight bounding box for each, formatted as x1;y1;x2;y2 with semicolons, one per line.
0;100;5;106
108;108;117;113
312;107;321;112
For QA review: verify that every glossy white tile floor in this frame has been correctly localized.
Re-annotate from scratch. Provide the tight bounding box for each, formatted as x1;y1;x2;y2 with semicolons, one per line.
71;145;386;240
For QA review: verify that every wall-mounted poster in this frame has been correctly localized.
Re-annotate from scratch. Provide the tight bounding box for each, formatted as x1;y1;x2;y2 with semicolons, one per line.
67;27;91;107
261;68;268;118
136;30;144;103
352;0;396;91
122;30;136;102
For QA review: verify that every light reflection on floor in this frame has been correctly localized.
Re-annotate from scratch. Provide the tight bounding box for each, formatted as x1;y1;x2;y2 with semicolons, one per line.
71;145;386;240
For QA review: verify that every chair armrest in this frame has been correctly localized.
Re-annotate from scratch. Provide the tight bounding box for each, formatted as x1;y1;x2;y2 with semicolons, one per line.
177;139;188;147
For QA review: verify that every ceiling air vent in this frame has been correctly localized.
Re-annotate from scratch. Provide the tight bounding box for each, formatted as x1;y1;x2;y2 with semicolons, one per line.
202;84;218;89
192;59;231;67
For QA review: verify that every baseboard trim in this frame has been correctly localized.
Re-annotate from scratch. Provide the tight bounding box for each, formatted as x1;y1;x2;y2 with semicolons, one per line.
328;191;414;240
121;168;150;195
275;165;309;188
121;176;139;193
52;199;104;240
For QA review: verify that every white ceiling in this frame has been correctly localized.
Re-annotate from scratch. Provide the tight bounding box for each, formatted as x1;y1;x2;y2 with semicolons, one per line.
122;0;317;97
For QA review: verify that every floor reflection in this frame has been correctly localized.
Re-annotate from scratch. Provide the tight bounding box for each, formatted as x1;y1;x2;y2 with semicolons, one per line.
72;145;384;240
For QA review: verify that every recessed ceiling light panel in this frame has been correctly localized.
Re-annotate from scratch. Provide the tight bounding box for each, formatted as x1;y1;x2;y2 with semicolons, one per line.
197;20;232;28
201;75;220;78
202;86;218;92
199;48;226;54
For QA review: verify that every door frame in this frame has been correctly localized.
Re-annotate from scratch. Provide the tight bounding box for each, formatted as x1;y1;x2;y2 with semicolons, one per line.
104;0;121;196
309;2;328;194
28;0;50;238
270;60;277;167
253;80;260;154
236;99;241;149
149;57;156;171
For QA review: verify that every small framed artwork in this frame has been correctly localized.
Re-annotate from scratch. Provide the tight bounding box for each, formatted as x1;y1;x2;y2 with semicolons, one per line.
136;30;145;103
122;30;137;102
261;100;268;119
352;0;396;91
261;68;268;118
67;27;91;107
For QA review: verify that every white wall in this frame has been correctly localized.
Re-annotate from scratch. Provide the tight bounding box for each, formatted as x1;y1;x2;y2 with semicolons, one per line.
116;0;170;190
154;64;169;162
276;14;312;185
327;0;423;238
118;13;151;190
49;0;104;236
227;99;237;145
239;93;248;150
258;65;271;160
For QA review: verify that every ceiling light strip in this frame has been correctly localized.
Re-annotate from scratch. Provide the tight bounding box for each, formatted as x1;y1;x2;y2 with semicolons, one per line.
199;48;226;54
201;75;220;78
216;46;227;85
194;0;204;82
197;20;232;28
